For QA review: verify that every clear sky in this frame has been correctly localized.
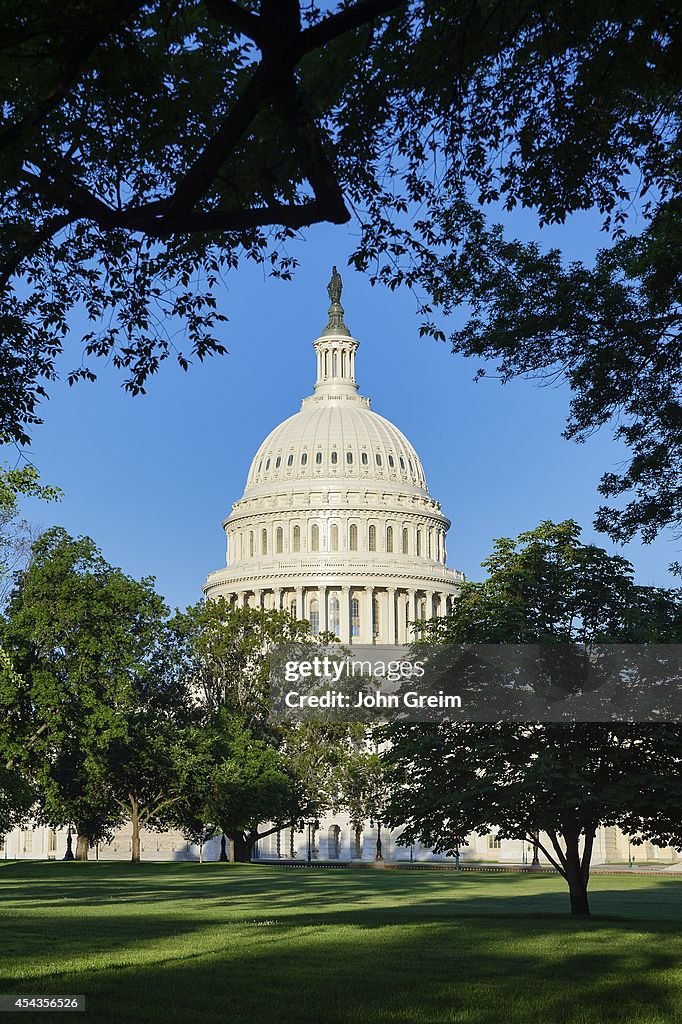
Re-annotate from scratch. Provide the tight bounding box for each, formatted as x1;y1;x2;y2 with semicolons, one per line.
10;209;679;612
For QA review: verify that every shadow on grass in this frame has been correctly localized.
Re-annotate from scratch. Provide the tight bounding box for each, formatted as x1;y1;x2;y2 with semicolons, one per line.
2;903;681;1024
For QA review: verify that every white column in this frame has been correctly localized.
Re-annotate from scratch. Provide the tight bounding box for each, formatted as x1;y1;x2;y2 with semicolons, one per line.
387;587;396;646
363;587;374;644
274;588;282;611
319;586;327;634
340;586;350;644
295;586;304;621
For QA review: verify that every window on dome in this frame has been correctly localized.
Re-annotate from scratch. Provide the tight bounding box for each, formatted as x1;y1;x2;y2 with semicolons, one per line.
346;451;353;464
311;524;320;552
287;454;294;466
376;453;382;466
275;456;281;468
301;452;308;465
258;460;263;473
402;528;409;554
329;596;340;637
292;525;301;552
427;530;432;559
265;459;270;470
386;526;393;553
330;524;339;551
316;452;323;465
361;452;368;465
416;529;422;556
351;598;360;638
399;457;405;470
368;525;376;552
388;455;395;468
276;527;283;554
349;524;358;551
331;451;338;465
408;459;413;472
261;529;268;555
249;531;254;557
310;598;320;635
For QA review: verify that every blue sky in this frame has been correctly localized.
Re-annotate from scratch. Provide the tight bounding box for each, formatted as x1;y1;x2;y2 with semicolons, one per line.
10;211;679;611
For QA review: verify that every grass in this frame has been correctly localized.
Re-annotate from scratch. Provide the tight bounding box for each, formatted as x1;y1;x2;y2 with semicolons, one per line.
1;862;681;1023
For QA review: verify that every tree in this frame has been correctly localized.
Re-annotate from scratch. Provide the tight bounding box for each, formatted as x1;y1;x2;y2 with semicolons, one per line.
384;521;682;915
1;3;678;551
174;710;301;863
170;601;354;859
338;746;388;860
2;527;172;859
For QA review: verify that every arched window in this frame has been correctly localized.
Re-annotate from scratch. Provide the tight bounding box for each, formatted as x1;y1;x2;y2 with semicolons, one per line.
346;451;353;464
388;454;395;468
275;456;281;468
258;460;263;472
261;528;268;555
301;452;308;465
310;598;320;635
275;527;283;554
330;524;339;551
402;528;408;554
292;525;301;553
361;452;368;465
249;531;254;557
287;454;294;466
399;457;405;470
329;596;340;637
368;525;376;552
331;451;338;464
349;524;358;551
315;451;323;465
376;453;382;466
386;526;393;553
351;598;360;638
265;458;270;470
311;524;320;552
427;530;432;559
416;529;422;556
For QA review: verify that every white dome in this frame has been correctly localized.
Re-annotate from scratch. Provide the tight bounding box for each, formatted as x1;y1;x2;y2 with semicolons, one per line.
245;398;429;497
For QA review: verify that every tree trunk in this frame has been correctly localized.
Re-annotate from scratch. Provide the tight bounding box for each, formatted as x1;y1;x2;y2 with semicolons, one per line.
230;832;248;862
219;834;228;862
563;829;591;916
354;826;362;859
75;833;89;861
130;796;141;863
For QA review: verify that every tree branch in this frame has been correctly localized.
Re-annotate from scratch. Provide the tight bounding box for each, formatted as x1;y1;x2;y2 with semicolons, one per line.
203;0;265;45
297;0;407;57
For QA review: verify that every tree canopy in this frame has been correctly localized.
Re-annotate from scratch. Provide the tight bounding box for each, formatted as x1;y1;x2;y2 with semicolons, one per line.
1;1;679;547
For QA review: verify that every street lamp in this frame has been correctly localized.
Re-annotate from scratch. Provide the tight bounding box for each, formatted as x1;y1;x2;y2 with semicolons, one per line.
306;820;319;865
370;819;383;861
63;825;74;861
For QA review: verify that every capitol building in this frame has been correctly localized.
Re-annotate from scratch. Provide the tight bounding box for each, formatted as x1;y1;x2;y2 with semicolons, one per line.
202;269;464;641
2;273;678;869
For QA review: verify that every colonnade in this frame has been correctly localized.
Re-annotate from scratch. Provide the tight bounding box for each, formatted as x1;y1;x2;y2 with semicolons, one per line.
224;584;455;644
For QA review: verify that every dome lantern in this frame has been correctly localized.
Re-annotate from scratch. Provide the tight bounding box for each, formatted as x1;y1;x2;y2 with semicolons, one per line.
313;267;359;396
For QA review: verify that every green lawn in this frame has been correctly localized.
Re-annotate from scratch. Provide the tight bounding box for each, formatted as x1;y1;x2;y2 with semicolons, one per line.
1;862;681;1023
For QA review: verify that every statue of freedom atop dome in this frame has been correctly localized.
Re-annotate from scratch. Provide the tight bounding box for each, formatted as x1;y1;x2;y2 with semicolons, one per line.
327;266;343;305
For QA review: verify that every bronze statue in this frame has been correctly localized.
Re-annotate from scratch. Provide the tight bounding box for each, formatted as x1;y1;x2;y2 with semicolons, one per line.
327;266;343;305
